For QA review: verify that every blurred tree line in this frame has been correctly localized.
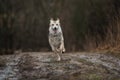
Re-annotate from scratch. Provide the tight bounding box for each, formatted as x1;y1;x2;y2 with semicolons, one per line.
0;0;120;54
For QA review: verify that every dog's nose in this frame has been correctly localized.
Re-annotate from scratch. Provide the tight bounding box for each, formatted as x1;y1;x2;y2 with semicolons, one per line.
53;27;57;31
54;27;57;30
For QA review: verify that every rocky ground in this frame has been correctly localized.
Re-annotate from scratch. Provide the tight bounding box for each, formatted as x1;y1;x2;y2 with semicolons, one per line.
0;52;120;80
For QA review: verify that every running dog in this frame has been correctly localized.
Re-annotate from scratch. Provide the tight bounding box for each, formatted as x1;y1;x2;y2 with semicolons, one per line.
48;18;65;61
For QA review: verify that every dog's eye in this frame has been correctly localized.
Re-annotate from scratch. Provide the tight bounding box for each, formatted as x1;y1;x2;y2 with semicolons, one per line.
51;24;54;26
56;24;58;26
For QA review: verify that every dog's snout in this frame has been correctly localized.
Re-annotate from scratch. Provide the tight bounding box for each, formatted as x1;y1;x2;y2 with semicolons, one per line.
54;27;57;30
53;27;57;31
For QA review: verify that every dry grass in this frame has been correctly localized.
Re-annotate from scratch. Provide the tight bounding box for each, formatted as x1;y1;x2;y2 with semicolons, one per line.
84;16;120;53
98;17;120;52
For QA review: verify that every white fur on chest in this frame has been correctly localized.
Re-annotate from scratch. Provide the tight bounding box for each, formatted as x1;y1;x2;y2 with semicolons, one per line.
49;32;63;47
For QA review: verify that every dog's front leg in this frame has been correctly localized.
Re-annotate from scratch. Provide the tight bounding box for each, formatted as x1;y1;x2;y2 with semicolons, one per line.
60;41;65;53
56;52;61;61
54;48;61;61
56;49;63;61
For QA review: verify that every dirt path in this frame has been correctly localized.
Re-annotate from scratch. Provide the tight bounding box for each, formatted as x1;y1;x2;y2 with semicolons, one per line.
0;52;120;80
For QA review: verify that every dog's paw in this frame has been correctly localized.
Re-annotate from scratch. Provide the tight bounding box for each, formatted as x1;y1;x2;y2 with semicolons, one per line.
57;57;61;61
62;48;65;53
62;51;65;54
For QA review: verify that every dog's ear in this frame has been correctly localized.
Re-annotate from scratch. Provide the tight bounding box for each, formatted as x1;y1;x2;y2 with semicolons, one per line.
56;18;60;23
50;18;54;23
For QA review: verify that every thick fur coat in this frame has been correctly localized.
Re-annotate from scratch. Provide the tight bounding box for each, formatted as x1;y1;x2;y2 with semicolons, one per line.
49;18;65;61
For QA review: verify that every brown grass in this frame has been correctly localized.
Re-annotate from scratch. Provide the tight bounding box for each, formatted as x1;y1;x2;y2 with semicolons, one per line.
100;17;120;52
84;16;120;53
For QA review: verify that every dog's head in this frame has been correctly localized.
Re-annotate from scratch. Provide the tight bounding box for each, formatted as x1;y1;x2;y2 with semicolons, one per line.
49;18;62;34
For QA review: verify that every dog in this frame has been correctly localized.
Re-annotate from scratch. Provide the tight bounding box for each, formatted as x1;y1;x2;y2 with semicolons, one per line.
48;18;65;61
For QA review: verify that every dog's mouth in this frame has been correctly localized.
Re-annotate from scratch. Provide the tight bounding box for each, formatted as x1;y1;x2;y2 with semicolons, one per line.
53;30;57;33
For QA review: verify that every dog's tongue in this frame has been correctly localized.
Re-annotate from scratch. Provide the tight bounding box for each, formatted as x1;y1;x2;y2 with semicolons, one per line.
53;29;57;33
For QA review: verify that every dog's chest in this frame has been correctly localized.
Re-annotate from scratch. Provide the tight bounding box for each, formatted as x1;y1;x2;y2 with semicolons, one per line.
49;33;62;46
